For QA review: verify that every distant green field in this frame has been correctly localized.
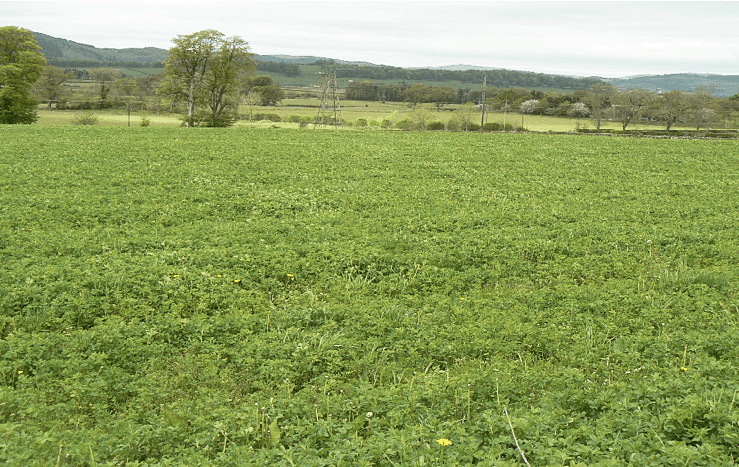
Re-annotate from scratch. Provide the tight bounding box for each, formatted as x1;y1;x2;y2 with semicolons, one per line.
126;67;166;77
1;126;738;465
36;104;691;133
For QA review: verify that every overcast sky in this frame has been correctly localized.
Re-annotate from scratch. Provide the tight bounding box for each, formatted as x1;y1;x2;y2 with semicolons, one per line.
3;1;738;78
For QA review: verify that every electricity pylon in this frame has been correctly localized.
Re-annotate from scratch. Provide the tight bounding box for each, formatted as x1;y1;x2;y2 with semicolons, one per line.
316;70;340;128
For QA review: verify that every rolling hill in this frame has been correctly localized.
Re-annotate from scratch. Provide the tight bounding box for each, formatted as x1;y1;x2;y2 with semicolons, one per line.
31;32;739;96
604;73;739;97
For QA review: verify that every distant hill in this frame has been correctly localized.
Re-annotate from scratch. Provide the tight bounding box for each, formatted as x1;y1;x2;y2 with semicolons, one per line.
604;73;739;97
410;64;502;72
32;32;371;68
33;32;168;63
31;32;738;97
255;55;374;66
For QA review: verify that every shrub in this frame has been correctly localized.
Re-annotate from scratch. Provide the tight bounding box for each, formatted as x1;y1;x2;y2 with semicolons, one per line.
394;118;415;130
140;116;152;127
354;118;368;128
427;121;445;131
445;118;462;132
482;122;515;132
253;113;282;122
380;119;391;129
72;112;99;125
298;116;313;128
466;122;481;131
192;110;239;128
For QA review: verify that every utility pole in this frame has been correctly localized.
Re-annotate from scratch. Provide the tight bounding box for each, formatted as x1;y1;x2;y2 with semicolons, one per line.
503;101;508;131
480;75;487;130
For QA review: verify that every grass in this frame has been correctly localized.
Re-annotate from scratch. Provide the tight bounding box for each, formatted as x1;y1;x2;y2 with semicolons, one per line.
38;97;695;133
37;109;183;127
1;126;737;465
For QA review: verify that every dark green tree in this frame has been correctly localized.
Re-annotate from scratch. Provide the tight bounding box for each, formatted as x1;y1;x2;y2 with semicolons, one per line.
243;75;283;106
0;26;46;124
403;83;429;108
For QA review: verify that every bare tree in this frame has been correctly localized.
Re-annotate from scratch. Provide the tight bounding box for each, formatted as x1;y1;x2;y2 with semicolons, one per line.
32;65;75;109
110;77;141;126
657;90;691;130
612;88;652;131
410;106;435;130
454;102;478;131
688;86;717;130
583;83;616;131
242;90;263;120
89;68;123;102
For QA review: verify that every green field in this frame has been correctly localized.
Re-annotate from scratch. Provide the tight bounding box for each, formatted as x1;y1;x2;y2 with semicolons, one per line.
36;103;689;133
1;127;738;465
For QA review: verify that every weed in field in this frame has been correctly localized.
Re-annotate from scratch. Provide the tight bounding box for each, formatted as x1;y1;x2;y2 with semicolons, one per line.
71;112;99;125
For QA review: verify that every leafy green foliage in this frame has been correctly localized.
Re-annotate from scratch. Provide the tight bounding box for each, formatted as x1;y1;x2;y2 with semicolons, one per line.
1;127;738;465
0;27;46;124
159;30;255;128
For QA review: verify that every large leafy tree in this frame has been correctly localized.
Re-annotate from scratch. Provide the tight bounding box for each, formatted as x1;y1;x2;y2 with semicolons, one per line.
0;26;46;124
159;30;255;127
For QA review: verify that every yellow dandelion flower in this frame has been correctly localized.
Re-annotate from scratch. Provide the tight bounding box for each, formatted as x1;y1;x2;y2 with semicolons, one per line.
18;370;23;374
234;279;241;283
681;367;688;371
436;438;452;446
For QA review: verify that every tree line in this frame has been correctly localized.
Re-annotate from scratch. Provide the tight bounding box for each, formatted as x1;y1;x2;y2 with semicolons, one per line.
513;83;739;131
256;61;300;77
336;64;602;90
346;80;739;131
